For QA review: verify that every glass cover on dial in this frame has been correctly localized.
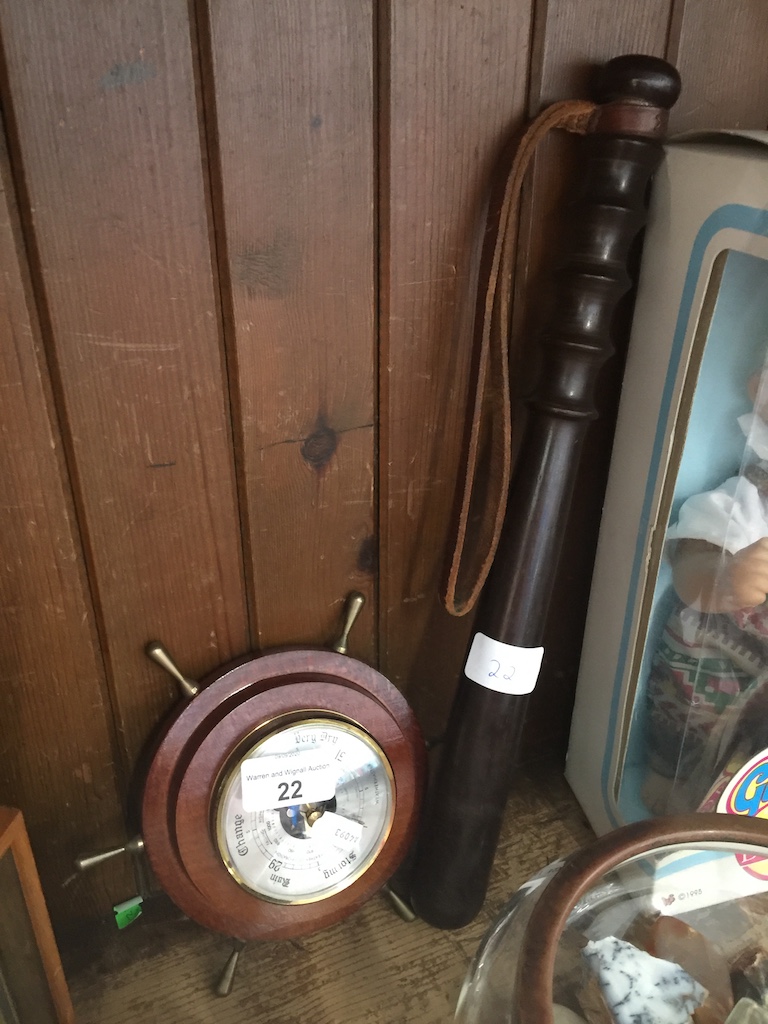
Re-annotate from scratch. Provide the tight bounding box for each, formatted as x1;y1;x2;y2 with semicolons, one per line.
215;718;395;904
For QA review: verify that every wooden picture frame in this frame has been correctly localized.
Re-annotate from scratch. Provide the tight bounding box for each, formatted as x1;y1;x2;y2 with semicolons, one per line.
0;808;74;1024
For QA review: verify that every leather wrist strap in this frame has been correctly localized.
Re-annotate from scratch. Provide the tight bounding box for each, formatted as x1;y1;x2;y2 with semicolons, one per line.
443;99;597;616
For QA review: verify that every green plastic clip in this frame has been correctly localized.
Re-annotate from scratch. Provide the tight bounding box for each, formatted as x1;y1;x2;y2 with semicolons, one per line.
113;895;144;930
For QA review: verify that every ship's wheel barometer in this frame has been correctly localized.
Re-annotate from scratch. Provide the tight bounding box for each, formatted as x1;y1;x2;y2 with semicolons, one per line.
77;593;426;993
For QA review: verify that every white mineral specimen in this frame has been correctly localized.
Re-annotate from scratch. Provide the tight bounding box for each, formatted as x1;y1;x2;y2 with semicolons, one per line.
582;935;707;1024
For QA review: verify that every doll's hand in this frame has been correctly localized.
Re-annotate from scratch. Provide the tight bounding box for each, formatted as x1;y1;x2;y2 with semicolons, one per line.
672;537;768;612
721;537;768;611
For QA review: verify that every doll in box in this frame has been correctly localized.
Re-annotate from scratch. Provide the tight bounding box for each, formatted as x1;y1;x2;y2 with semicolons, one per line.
644;368;768;814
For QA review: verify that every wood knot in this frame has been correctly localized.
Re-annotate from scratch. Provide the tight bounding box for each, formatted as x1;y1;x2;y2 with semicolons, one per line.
357;535;377;576
301;423;337;469
235;231;298;298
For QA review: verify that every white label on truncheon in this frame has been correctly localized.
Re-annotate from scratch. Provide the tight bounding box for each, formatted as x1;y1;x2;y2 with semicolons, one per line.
464;633;544;694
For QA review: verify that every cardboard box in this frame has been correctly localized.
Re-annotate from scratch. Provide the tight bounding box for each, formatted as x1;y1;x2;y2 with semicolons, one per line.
566;131;768;835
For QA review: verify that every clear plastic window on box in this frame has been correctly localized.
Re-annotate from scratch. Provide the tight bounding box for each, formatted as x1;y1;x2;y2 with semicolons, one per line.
618;248;768;821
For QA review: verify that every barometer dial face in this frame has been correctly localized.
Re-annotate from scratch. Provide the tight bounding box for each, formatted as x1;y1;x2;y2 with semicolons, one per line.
215;718;395;903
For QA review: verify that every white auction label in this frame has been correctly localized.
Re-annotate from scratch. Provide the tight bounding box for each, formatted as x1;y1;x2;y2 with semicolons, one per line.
240;749;337;812
464;632;544;694
309;811;365;850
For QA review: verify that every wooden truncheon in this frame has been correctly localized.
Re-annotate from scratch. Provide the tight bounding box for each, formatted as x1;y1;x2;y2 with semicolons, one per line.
409;54;682;929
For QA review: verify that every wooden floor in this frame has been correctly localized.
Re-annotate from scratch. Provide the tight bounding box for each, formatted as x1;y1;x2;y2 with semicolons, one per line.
63;762;593;1024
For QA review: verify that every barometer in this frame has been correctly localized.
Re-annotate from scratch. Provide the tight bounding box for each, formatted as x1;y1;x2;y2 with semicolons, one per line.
77;593;425;992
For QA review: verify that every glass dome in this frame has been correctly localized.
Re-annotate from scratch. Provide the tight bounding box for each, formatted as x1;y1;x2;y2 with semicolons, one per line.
456;814;768;1024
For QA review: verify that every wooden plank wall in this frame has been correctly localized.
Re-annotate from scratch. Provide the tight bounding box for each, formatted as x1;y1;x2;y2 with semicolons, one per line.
0;0;765;928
